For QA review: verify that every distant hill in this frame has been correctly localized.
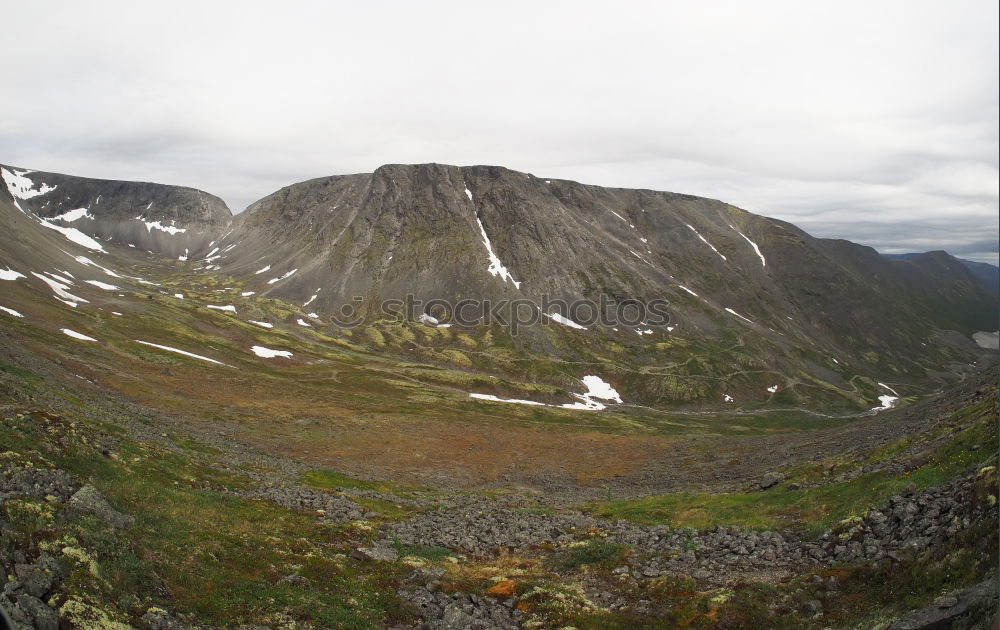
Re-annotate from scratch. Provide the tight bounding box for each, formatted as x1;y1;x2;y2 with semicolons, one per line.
885;253;999;293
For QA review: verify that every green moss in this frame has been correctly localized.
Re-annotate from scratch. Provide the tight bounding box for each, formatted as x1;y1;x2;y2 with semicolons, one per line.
553;538;628;570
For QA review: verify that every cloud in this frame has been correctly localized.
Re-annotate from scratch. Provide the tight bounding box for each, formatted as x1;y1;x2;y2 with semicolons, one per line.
1;0;996;263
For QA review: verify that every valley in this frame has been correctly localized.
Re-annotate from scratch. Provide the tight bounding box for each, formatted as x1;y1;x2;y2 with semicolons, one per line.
0;162;997;629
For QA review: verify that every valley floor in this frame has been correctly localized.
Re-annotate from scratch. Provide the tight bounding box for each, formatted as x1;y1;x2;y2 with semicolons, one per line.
1;334;997;629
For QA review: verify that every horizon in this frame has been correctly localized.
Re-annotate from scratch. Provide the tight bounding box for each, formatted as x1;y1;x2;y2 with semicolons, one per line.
1;1;997;264
4;157;998;266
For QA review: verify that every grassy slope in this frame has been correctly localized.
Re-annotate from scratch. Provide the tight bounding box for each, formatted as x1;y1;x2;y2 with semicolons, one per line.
587;388;998;534
0;408;411;628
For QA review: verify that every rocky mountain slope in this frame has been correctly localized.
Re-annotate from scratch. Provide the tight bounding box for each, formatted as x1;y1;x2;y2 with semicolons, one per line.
886;253;1000;293
1;161;995;415
1;164;231;259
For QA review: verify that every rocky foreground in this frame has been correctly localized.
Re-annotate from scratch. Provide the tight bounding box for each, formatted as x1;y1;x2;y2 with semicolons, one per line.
3;450;997;629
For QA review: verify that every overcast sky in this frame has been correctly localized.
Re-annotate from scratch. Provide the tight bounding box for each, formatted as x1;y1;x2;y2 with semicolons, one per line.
2;1;997;263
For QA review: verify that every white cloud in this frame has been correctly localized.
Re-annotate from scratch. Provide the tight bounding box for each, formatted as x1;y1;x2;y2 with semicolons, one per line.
1;0;996;263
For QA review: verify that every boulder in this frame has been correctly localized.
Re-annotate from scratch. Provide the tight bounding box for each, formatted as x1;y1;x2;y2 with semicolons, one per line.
888;579;997;630
66;485;134;529
759;472;784;490
13;554;62;598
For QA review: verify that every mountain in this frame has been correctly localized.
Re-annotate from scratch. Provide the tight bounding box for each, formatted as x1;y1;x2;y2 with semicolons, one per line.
884;252;1000;293
1;164;231;259
2;162;996;415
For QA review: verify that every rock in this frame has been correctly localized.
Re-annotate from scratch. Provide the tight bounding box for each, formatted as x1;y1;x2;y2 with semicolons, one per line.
888;579;997;630
0;466;75;502
233;483;366;523
802;599;823;617
66;485;134;529
13;554;62;598
405;566;447;584
13;593;59;630
351;546;399;563
759;472;784;490
934;595;958;608
1;592;33;629
142;607;192;629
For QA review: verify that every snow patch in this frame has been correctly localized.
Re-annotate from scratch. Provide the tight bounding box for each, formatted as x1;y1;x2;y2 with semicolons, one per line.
173;293;184;299
685;224;726;261
580;375;622;402
255;265;271;274
767;385;778;393
0;306;23;318
465;188;473;201
39;220;105;251
135;340;231;366
206;304;237;313
469;393;546;406
725;308;755;325
870;383;900;413
296;318;312;327
470;375;621;412
475;217;521;288
31;272;87;307
267;269;298;285
723;394;734;403
2;168;56;200
248;320;273;328
635;328;653;336
45;271;74;285
241;291;255;297
61;329;96;342
142;220;186;235
251;346;293;359
876;381;900;397
418;313;439;325
85;280;119;291
0;268;26;281
561;376;623;410
51;208;93;222
544;312;587;330
677;284;698;297
728;225;766;267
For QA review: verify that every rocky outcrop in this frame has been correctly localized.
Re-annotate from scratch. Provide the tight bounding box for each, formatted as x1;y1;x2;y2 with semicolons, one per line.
66;484;135;529
0;465;75;502
887;578;997;630
232;482;370;523
399;567;524;630
382;469;995;582
1;462;138;630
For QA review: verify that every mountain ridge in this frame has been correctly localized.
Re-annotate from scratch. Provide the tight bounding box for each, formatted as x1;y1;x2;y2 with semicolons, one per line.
2;160;996;414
